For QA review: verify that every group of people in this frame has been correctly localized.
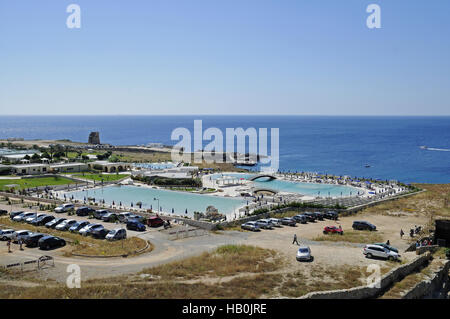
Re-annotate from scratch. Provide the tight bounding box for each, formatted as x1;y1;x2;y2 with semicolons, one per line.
399;225;423;239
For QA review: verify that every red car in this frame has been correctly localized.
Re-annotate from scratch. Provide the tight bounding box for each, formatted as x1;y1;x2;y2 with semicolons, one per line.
146;216;165;227
323;226;343;235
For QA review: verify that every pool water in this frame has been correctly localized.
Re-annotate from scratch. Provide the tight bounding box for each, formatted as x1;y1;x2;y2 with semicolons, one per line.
211;173;359;197
66;185;246;217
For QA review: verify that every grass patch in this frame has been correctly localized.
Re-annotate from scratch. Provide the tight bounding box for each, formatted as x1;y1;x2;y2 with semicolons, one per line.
0;274;282;299
0;176;76;191
313;230;384;244
140;245;281;280
364;183;450;219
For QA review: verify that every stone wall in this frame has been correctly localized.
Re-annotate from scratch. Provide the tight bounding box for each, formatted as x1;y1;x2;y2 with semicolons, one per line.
402;259;450;299
299;253;432;299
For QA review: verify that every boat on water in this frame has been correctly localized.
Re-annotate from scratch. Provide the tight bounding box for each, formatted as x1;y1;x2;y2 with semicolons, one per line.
419;145;428;150
364;164;371;168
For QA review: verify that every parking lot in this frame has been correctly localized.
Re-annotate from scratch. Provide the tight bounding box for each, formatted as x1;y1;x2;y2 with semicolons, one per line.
0;200;429;283
239;210;428;272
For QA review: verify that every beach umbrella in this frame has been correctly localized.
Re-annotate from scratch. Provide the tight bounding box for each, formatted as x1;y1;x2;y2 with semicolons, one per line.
112;200;115;205
131;202;133;207
150;205;152;210
172;208;174;213
185;208;188;214
119;201;122;206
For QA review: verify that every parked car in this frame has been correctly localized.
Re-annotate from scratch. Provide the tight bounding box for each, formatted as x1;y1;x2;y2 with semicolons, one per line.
55;219;77;231
31;214;55;226
127;214;144;223
24;233;46;247
79;224;104;236
106;228;127;240
323;226;344;235
373;243;399;253
54;203;74;213
363;244;400;261
241;221;261;232
324;211;338;220
38;236;66;250
296;246;313;262
353;221;376;231
268;218;282;227
45;217;66;229
313;212;324;220
0;209;8;216
126;220;146;232
293;214;307;224
13;212;35;222
255;219;273;229
26;213;46;224
281;217;296;226
91;228;110;239
147;216;165;227
9;211;23;219
69;221;90;232
76;206;95;217
0;229;15;240
94;209;110;220
102;212;118;222
118;212;133;223
303;212;317;222
12;230;33;243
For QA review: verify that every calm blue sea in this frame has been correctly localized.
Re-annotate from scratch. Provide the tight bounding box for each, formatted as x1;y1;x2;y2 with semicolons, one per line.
0;116;449;184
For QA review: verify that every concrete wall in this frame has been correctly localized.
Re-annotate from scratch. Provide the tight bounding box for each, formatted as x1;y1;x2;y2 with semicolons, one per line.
402;259;450;299
299;253;432;299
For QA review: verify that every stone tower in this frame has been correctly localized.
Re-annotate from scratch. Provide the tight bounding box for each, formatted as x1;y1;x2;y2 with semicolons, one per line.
88;132;100;144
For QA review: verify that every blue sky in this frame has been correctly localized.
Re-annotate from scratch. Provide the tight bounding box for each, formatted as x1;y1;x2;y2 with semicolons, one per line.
0;0;449;115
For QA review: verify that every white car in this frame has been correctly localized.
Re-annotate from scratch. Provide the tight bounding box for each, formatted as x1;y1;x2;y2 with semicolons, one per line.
12;230;33;243
0;229;16;240
55;219;77;231
55;203;75;213
25;213;46;224
13;212;35;222
268;218;282;227
363;244;400;261
296;246;313;262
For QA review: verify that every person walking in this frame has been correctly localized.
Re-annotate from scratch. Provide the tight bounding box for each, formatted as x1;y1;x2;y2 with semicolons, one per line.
19;238;23;251
292;234;299;245
400;229;404;238
386;240;390;246
7;239;11;253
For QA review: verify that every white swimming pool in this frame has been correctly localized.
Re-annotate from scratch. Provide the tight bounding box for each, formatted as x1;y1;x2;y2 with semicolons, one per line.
211;173;360;197
66;185;247;217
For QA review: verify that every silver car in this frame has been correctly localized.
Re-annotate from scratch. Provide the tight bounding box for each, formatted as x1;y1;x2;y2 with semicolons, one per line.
268;218;282;227
55;219;77;231
13;212;35;222
241;221;261;232
12;230;33;243
55;203;75;213
255;219;273;229
296;246;313;262
26;213;46;224
0;229;16;240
